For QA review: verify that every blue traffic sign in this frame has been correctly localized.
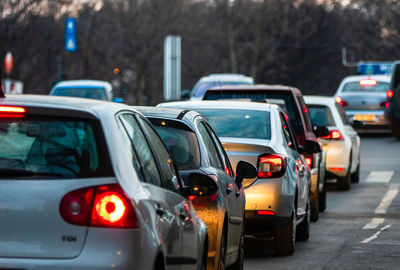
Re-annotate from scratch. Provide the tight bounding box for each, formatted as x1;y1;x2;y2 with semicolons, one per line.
65;18;77;52
358;62;392;75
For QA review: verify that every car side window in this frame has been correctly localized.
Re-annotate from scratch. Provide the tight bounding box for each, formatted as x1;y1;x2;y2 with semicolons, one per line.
137;116;181;193
119;114;162;187
280;113;295;148
197;121;224;170
204;122;234;176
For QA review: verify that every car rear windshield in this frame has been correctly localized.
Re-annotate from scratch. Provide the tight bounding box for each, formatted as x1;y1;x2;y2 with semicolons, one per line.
150;119;201;170
342;81;389;93
204;90;302;133
192;81;252;97
308;105;335;127
194;109;271;140
53;87;107;100
0;116;114;179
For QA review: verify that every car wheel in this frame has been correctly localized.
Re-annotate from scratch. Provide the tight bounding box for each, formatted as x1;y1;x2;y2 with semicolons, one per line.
337;172;351;190
218;228;226;270
351;163;360;183
318;178;327;212
229;227;244;270
199;245;207;270
273;211;296;255
310;190;319;222
296;197;310;241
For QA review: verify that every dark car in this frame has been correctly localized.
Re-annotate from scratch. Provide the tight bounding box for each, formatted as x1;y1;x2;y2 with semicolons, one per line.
387;61;400;139
137;106;257;270
203;85;329;221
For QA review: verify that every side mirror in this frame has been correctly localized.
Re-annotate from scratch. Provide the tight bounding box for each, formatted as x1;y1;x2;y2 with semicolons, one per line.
352;120;364;129
113;97;124;103
299;140;321;154
181;89;190;100
235;160;258;187
186;172;218;197
314;125;330;138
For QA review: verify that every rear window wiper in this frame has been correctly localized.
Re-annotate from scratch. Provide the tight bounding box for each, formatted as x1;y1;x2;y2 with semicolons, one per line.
0;169;63;177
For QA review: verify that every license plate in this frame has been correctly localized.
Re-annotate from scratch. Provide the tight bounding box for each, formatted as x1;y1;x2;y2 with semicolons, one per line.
353;114;376;121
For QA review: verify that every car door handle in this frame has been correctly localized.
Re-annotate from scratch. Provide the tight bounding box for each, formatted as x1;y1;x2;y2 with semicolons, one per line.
226;187;232;195
156;205;165;216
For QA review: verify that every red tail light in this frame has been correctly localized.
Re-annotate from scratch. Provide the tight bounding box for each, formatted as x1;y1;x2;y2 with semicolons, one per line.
257;210;275;216
387;90;394;99
320;130;344;140
60;184;139;228
380;101;389;108
305;157;312;167
335;97;348;107
0;105;26;118
258;154;287;178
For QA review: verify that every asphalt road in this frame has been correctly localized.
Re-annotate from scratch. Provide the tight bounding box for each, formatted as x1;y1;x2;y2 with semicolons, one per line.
244;133;400;270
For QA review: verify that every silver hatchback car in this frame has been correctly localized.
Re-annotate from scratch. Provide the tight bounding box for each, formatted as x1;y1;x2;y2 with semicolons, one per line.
158;101;320;255
0;95;210;270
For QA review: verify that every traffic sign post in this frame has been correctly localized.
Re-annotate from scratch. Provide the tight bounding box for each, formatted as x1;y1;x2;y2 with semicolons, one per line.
65;18;77;52
164;35;181;101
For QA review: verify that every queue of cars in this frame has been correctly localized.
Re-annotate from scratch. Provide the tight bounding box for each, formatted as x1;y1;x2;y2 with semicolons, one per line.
0;73;369;269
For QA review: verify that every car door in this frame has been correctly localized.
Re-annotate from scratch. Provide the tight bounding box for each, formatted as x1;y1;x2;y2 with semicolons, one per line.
137;115;200;269
197;120;242;256
280;112;308;215
118;113;183;270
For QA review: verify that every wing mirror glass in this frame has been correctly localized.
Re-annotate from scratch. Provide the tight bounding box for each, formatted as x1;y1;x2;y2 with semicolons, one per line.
299;140;321;154
314;125;330;138
186;172;218;197
235;160;258;187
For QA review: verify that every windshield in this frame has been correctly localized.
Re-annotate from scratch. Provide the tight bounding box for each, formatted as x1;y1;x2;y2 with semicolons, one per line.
192;81;252;97
150;119;201;170
308;105;335;127
0;116;113;179
342;81;389;93
194;109;271;140
52;87;107;100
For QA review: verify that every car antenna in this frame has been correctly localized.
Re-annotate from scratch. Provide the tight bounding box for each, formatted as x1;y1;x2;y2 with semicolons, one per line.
0;66;5;98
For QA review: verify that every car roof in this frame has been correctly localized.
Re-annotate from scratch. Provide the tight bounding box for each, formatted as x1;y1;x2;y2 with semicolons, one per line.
206;84;301;94
0;94;133;118
52;80;112;89
158;100;277;112
340;75;391;83
199;73;253;83
304;95;336;106
134;106;200;123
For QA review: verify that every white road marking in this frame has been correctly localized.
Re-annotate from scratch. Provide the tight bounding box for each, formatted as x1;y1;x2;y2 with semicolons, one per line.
363;218;385;230
361;224;392;244
365;171;394;183
375;184;400;214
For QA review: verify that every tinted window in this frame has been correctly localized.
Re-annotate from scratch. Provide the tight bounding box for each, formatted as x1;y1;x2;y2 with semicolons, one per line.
342;82;389;93
198;122;224;170
0;116;113;178
151;119;201;170
195;109;271;140
308;105;335;127
53;87;107;100
119;114;162;186
192;81;252;97
203;91;302;134
138;117;180;193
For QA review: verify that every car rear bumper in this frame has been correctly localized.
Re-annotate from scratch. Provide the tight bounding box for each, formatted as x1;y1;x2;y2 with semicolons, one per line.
244;211;290;235
0;228;153;270
322;140;351;177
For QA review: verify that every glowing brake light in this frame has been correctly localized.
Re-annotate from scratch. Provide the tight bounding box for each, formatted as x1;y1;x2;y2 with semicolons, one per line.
387;90;394;99
258;210;275;216
359;79;377;86
305;157;312;167
258;154;287;178
93;192;127;224
0;106;26;117
335;97;348;107
321;130;344;140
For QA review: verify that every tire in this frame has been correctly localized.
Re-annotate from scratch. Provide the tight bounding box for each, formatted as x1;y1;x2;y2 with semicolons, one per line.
218;228;226;270
351;163;360;183
391;119;400;140
273;212;296;255
337;172;351;190
318;178;327;212
296;198;310;241
310;191;319;222
229;227;244;270
200;245;207;270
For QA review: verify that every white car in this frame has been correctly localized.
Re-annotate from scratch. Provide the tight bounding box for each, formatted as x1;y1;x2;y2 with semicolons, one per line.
0;94;209;269
188;74;253;100
304;96;361;190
